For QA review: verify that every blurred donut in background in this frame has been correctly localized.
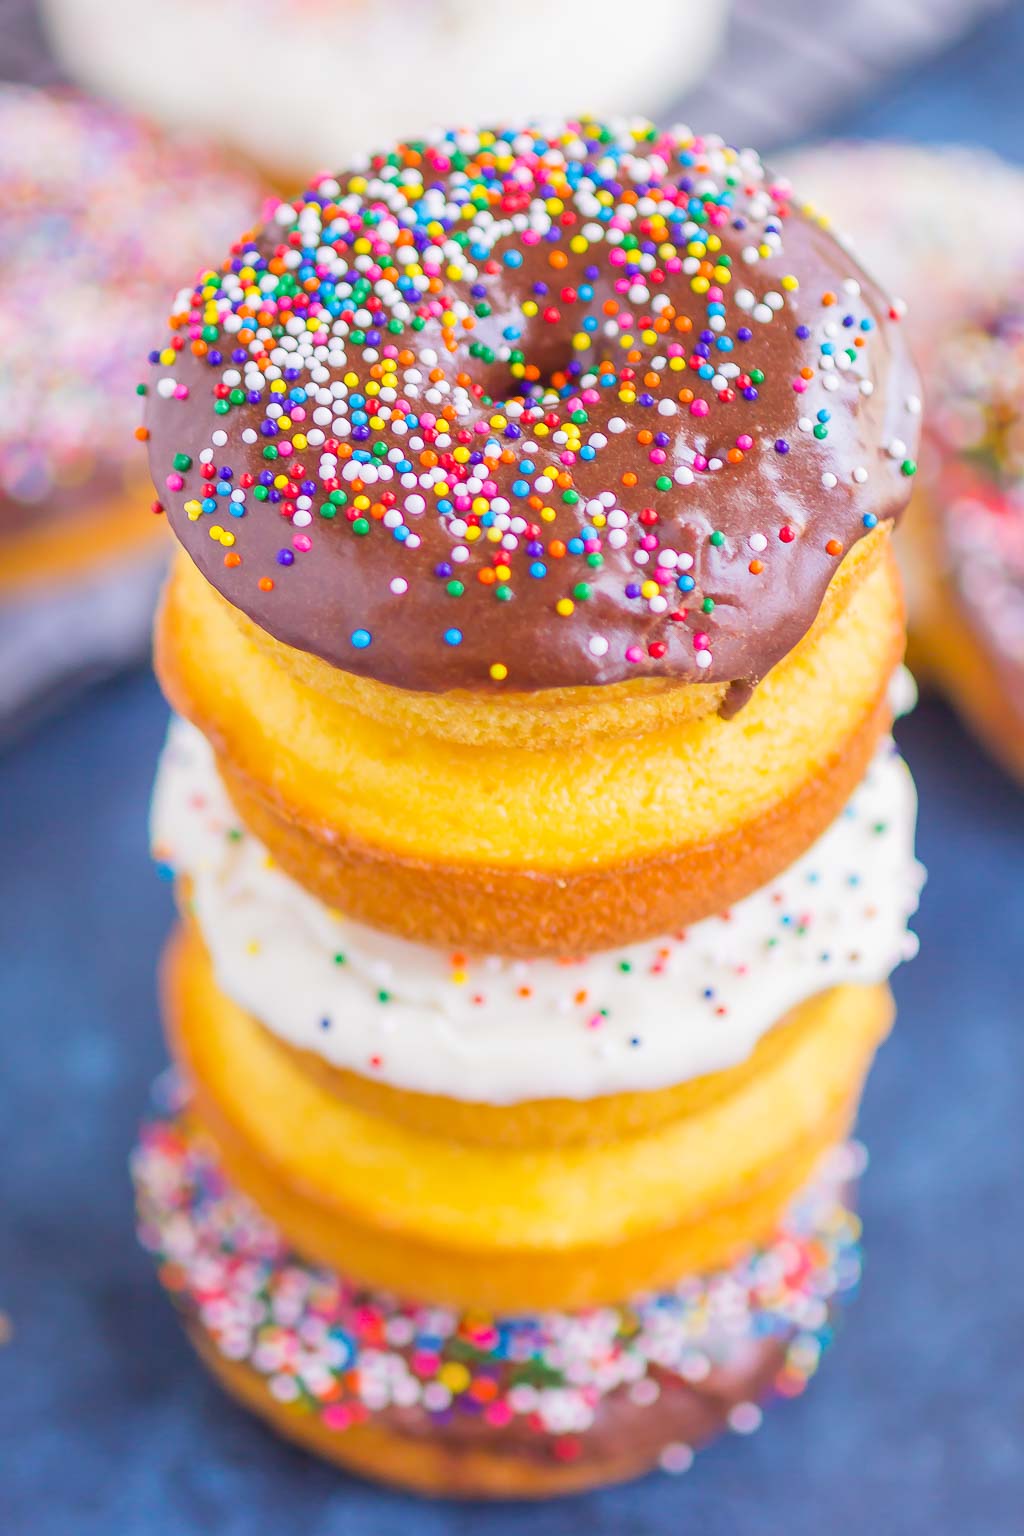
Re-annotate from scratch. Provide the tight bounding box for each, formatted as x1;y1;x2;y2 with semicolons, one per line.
781;140;1024;782
0;85;261;728
915;294;1024;782
38;0;730;184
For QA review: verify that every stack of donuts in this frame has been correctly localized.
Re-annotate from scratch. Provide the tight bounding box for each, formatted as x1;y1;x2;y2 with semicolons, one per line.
136;121;924;1497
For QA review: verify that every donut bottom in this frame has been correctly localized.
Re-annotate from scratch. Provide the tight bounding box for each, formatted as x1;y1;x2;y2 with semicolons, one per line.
188;1326;793;1500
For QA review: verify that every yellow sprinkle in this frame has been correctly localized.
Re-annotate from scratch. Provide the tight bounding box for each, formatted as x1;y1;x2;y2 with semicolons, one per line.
489;662;508;682
556;598;575;617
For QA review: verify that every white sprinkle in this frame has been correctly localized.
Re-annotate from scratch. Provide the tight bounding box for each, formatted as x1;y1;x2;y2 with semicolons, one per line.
588;635;609;657
659;1443;694;1476
728;1402;763;1435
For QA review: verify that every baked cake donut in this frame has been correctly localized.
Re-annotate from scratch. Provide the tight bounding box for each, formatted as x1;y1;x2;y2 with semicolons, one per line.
0;86;259;723
148;124;918;953
137;121;923;1496
41;0;728;183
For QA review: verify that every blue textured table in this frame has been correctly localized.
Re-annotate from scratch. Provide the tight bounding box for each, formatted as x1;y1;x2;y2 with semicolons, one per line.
5;10;1024;1533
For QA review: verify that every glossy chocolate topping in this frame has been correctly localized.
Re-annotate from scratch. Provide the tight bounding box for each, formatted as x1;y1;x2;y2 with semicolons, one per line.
145;122;920;693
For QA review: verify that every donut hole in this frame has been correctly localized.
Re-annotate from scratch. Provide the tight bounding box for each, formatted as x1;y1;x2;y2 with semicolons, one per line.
439;236;617;408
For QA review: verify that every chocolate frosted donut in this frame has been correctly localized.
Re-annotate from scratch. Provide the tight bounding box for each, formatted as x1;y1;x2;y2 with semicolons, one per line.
144;121;920;694
135;1108;863;1498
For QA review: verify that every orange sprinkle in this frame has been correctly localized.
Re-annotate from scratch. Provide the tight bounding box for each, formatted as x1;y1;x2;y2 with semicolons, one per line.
258;577;274;592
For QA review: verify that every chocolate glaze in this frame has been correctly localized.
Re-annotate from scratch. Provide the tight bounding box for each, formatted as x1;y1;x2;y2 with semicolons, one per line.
146;126;919;694
360;1341;789;1475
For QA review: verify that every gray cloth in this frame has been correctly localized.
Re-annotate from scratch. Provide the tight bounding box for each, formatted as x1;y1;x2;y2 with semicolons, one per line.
675;0;1011;147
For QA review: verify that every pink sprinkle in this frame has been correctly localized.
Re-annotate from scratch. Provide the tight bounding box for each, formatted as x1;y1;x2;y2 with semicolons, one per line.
690;399;709;418
165;473;184;491
292;534;312;552
625;645;644;663
693;632;710;650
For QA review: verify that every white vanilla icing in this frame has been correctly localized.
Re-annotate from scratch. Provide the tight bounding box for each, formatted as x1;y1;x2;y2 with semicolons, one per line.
151;718;922;1105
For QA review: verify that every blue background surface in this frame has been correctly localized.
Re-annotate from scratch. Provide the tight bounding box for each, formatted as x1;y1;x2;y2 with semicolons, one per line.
4;8;1024;1532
